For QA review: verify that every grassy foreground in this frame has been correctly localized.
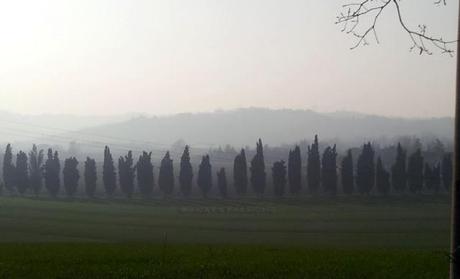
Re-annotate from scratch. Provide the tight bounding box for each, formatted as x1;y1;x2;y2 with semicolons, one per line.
0;195;452;278
0;244;448;279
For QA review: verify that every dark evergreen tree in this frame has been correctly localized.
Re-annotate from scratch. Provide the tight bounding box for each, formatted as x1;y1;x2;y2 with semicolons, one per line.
63;157;80;197
250;139;266;195
424;163;433;192
159;151;174;196
179;146;193;197
391;143;407;193
136;151;154;197
217;168;227;198
233;149;248;195
407;148;424;193
103;146;116;196
3;144;16;193
288;146;302;195
15;151;29;195
425;163;441;193
341;149;354;195
197;155;212;197
84;157;97;198
272;160;287;197
322;145;338;196
29;144;44;197
307;135;321;194
432;163;441;193
118;151;135;198
442;153;453;191
376;157;390;195
44;149;60;197
356;142;375;195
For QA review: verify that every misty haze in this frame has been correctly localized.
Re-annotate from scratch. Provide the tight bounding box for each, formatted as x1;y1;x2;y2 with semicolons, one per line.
0;1;458;279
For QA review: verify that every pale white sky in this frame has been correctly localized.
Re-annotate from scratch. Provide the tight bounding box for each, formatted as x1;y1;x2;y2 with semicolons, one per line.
0;0;457;117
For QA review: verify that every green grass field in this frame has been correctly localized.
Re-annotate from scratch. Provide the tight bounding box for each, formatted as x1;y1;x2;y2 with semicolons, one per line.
0;195;452;278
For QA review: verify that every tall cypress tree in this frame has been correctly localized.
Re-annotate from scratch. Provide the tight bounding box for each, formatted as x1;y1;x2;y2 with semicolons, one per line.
217;168;227;198
376;157;390;195
442;153;453;191
307;135;321;194
341;149;354;195
233;149;248;195
29;144;44;197
63;157;80;197
272;160;287;197
425;163;434;192
84;157;97;198
288;146;302;195
159;151;174;196
356;142;375;195
16;151;29;195
3;144;16;193
250;139;266;195
425;163;441;193
407;148;424;193
136;151;154;197
44;149;60;197
432;163;441;193
179;146;193;197
197;155;212;197
103;146;116;196
322;145;338;196
391;143;407;193
118;151;135;198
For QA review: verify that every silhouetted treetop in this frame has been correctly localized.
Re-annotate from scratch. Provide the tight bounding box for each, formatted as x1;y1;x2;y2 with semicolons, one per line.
307;135;321;194
103;146;116;196
250;139;266;195
234;149;248;195
118;151;135;198
341;149;354;195
288;146;302;195
16;151;29;195
197;155;212;197
3;144;15;194
272;160;287;197
44;149;60;197
29;144;44;197
63;157;80;197
159;151;174;196
179;146;193;197
408;149;424;193
392;143;407;193
136;151;154;197
322;145;338;196
84;157;97;198
356;142;375;195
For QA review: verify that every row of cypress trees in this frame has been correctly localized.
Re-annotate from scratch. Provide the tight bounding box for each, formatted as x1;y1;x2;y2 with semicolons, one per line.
339;142;452;196
2;144;99;198
0;136;454;198
257;137;452;197
105;147;219;198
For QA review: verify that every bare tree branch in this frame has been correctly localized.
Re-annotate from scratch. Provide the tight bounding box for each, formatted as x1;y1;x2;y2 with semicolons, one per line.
336;0;457;55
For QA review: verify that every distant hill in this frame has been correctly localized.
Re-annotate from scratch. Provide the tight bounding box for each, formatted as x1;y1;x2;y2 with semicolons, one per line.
72;108;453;148
0;111;137;145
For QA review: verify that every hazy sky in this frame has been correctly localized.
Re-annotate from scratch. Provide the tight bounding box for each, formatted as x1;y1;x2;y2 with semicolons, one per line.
0;0;457;118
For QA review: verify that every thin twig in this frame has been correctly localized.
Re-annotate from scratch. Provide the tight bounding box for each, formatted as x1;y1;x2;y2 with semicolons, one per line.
336;0;457;55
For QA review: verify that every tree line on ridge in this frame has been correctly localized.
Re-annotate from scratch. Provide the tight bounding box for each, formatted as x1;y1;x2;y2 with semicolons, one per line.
0;136;453;199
